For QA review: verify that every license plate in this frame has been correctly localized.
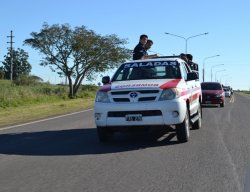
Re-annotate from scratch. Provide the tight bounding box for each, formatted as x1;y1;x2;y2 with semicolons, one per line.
205;101;211;104
125;114;142;121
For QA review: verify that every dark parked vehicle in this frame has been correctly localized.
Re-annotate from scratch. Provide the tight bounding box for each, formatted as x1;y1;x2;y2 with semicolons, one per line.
201;82;225;107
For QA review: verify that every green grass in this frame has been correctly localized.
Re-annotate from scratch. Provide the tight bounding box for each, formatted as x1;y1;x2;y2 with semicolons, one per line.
0;81;69;108
0;80;97;127
0;98;94;127
237;91;250;97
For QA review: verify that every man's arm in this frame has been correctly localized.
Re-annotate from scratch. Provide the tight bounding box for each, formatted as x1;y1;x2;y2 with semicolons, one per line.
143;54;158;59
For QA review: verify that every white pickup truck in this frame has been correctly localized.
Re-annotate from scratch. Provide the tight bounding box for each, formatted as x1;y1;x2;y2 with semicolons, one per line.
94;56;202;143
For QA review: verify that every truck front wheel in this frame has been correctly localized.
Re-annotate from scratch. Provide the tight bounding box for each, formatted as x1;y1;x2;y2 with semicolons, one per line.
97;126;113;142
176;109;190;143
192;103;202;130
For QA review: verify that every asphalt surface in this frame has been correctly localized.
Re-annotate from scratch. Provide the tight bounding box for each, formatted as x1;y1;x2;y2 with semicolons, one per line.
0;93;250;192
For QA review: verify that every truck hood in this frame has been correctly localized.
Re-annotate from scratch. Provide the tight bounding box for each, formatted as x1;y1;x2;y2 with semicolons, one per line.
99;79;182;92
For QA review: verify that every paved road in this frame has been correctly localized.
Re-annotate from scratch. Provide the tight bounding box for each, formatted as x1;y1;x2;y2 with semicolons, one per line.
0;93;250;192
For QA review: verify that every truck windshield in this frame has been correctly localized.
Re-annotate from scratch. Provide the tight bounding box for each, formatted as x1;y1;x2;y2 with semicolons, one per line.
201;83;222;90
112;61;181;81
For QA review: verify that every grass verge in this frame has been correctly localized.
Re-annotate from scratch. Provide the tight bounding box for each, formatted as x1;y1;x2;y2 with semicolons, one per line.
237;91;250;98
0;98;94;128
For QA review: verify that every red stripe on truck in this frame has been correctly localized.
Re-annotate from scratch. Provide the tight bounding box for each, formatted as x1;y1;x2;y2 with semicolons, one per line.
160;79;182;89
99;84;111;92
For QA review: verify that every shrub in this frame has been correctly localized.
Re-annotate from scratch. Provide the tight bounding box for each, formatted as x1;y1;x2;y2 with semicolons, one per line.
14;75;36;86
0;70;5;79
77;91;96;98
81;84;98;92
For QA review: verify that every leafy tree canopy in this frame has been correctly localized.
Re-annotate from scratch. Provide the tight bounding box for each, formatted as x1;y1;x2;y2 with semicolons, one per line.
1;48;32;80
24;23;131;97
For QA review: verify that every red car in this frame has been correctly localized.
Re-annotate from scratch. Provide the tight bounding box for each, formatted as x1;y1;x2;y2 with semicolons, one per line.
201;82;225;107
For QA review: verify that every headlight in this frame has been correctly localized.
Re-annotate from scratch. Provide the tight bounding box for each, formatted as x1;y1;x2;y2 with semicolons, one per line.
159;88;179;100
95;91;110;103
215;94;223;98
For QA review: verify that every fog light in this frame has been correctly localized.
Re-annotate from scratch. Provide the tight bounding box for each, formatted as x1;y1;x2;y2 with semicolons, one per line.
172;111;179;117
95;113;101;120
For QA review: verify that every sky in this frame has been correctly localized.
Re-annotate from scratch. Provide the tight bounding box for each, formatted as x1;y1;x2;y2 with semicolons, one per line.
1;0;250;90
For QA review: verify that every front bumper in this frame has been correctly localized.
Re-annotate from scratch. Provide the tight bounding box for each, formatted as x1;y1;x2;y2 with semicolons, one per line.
94;99;186;127
202;97;224;105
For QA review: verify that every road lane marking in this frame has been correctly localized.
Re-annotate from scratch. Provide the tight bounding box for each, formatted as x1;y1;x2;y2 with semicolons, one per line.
230;95;235;103
157;133;169;142
216;123;242;191
245;162;250;192
0;109;93;131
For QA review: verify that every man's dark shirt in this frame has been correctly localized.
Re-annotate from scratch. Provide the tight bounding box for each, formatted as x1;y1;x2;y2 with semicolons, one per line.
188;61;199;78
188;61;199;71
133;42;146;60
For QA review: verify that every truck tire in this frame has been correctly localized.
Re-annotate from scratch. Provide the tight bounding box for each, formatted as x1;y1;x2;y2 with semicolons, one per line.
176;109;190;143
97;126;113;142
192;103;202;130
220;102;225;107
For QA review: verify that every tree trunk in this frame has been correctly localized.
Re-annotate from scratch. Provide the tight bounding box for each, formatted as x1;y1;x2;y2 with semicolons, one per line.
68;77;74;98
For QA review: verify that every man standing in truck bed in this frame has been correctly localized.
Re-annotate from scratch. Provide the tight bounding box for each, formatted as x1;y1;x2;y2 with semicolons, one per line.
186;54;199;71
133;34;148;60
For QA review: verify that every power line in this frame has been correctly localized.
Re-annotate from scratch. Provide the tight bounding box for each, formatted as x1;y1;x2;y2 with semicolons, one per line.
7;30;15;81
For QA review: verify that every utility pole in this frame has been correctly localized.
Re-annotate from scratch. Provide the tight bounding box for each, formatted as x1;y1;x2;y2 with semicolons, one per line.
7;30;14;81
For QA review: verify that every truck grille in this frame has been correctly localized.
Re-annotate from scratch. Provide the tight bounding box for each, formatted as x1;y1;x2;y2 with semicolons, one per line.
111;90;159;95
110;89;160;103
108;110;162;117
113;98;130;102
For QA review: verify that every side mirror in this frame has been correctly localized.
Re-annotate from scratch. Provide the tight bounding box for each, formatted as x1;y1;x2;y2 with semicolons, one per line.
102;76;110;84
187;72;198;81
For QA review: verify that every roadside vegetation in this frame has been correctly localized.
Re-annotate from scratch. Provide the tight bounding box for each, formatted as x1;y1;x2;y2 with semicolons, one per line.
24;23;130;97
0;79;97;127
238;90;250;97
0;23;131;127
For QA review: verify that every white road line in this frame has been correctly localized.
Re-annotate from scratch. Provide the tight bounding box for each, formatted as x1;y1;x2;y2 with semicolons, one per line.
157;133;169;142
0;109;93;131
245;162;250;192
230;95;235;103
216;123;242;191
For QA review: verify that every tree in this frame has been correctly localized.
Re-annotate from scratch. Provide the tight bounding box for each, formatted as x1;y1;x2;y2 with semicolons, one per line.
0;70;4;79
24;23;131;98
1;48;32;80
